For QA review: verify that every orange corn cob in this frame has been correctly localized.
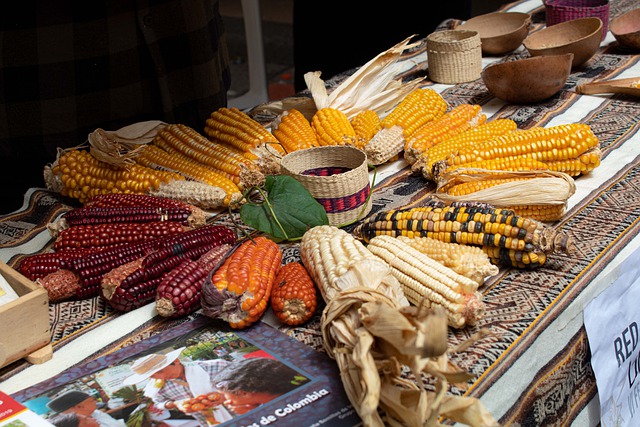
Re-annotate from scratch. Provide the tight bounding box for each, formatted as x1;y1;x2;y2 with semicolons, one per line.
270;261;318;326
204;107;284;156
311;107;358;147
155;124;261;188
271;109;319;153
350;109;381;149
202;236;283;329
404;103;486;164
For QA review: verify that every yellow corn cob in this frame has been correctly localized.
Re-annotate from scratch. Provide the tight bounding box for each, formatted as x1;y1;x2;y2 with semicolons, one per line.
311;108;358;147
352;203;575;258
366;235;485;328
350;109;381;149
299;225;409;305
507;203;567;222
542;147;602;176
412;118;518;180
440;176;538;196
445;123;599;173
50;149;184;204
482;246;547;269
136;144;242;207
404;104;486;164
380;88;448;134
397;235;499;285
155;124;261;188
364;88;447;165
271;109;319;153
434;169;575;223
436;156;550;182
204;107;284;156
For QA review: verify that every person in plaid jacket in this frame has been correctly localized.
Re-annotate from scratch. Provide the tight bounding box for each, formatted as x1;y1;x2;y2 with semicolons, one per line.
0;0;231;212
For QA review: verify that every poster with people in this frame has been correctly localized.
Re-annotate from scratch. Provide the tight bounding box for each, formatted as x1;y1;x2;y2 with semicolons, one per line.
10;317;361;427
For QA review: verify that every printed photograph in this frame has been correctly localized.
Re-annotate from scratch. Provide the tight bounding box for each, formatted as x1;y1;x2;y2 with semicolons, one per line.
20;327;311;427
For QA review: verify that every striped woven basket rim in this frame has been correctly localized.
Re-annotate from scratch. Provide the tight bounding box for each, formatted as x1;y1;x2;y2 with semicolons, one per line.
280;145;372;226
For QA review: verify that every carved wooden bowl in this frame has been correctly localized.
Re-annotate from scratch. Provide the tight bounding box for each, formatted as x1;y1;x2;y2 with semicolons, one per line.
481;53;574;103
610;8;640;50
457;11;531;55
523;17;602;68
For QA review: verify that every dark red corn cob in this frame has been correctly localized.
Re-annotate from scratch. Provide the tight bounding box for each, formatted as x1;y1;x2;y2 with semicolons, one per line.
84;193;197;210
100;228;237;312
53;221;189;251
19;248;100;280
61;206;206;228
155;243;233;318
21;224;237;303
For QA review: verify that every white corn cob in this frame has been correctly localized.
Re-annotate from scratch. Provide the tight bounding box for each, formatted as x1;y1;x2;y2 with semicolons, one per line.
299;225;409;306
397;235;499;285
366;234;486;328
149;180;232;210
364;126;405;165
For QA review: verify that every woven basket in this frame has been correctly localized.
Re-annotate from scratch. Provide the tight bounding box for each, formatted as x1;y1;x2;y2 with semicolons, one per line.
280;145;372;226
427;29;482;84
544;0;609;38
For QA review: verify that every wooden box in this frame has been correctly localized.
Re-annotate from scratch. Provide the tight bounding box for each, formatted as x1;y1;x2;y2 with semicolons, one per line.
0;260;52;368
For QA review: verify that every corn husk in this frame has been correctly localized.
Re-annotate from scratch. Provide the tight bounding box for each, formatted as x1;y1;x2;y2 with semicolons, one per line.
301;226;498;427
88;120;167;168
304;36;427;119
435;169;576;205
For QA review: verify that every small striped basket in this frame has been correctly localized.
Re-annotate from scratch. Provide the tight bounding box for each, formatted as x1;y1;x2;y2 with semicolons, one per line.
544;0;609;38
280;145;372;226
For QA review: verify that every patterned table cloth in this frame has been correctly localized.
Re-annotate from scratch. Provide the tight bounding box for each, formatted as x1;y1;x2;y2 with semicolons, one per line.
2;1;640;425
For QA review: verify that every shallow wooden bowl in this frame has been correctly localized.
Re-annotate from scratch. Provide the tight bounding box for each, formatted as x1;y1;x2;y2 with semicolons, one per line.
610;8;640;50
457;11;531;55
523;17;602;67
481;53;573;103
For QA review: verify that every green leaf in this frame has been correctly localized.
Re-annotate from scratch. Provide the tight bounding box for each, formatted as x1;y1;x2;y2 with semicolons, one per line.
240;175;329;241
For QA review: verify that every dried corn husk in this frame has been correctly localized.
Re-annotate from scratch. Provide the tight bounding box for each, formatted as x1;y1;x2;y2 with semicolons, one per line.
304;36;427;120
300;226;498;427
435;169;576;221
248;96;318;126
88;120;167;167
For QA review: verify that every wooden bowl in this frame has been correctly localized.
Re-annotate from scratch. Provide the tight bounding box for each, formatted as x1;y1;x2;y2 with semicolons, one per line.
523;17;603;67
610;8;640;50
481;53;573;104
457;12;531;55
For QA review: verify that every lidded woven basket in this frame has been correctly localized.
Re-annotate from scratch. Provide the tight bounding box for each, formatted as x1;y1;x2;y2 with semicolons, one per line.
427;29;482;84
544;0;609;38
280;145;372;226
